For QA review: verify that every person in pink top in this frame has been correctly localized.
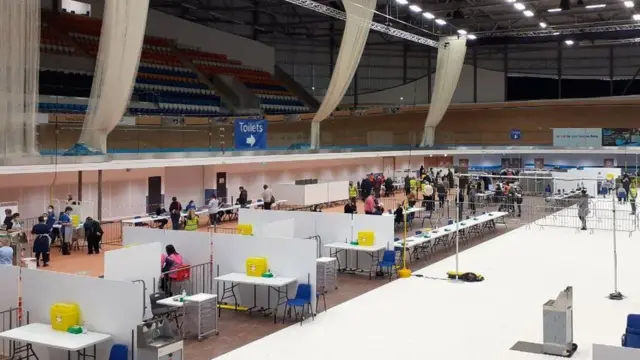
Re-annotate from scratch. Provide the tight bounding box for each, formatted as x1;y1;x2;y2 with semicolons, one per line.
161;244;184;294
364;194;375;214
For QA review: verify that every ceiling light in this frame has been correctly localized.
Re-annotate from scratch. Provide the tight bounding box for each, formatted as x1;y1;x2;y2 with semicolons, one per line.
467;34;477;39
395;0;408;4
423;12;435;19
539;22;547;28
548;8;562;12
506;0;516;2
435;18;447;25
409;4;422;12
585;4;606;8
553;31;560;35
523;10;534;16
634;13;640;20
457;29;467;35
625;1;634;8
514;2;525;10
565;39;574;45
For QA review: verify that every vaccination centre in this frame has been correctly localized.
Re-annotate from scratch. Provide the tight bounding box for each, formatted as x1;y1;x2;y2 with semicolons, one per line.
3;0;640;360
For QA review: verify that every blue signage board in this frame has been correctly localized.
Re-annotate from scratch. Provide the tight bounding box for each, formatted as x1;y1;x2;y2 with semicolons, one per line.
510;129;521;140
234;119;267;150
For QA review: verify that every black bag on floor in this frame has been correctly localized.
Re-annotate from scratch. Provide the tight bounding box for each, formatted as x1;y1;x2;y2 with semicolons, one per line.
61;242;71;256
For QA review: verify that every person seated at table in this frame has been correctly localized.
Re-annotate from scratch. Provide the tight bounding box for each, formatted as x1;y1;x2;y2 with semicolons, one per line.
154;207;169;229
185;200;197;212
344;199;357;214
10;213;22;232
394;203;405;226
161;245;184;295
32;216;51;267
183;209;199;231
373;199;384;215
364;194;375;215
0;238;13;265
407;190;417;208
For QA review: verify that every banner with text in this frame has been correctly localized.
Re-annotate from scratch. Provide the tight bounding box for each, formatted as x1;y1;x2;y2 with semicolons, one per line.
552;128;602;147
602;128;640;146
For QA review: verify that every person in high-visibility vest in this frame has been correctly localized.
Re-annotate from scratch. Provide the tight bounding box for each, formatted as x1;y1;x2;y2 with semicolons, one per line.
349;181;358;201
183;209;199;231
630;183;638;215
409;178;417;194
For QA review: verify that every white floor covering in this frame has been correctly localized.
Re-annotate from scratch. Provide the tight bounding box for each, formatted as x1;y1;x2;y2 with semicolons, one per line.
214;201;640;360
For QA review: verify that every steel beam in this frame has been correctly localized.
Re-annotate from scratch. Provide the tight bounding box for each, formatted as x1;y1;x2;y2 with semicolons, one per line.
283;0;440;48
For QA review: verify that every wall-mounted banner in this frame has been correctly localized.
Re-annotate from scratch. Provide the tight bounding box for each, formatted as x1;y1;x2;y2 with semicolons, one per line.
552;128;601;147
602;128;640;146
234;119;267;150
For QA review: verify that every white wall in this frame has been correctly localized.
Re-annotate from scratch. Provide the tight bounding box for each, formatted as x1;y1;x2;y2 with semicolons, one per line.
453;154;635;169
0;168;162;220
340;65;505;105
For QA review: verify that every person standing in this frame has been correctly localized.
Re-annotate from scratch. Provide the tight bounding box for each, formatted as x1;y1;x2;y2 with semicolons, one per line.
59;206;73;255
348;181;358;202
207;195;219;225
456;186;465;221
436;181;447;209
3;209;12;230
32;216;51;267
468;185;477;215
630;183;638;216
83;217;103;255
261;185;275;210
238;186;248;208
169;197;182;230
577;189;590;231
45;205;58;244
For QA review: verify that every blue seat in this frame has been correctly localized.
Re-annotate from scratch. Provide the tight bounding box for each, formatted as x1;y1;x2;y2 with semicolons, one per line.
622;314;640;348
283;283;314;325
109;344;128;360
377;250;396;281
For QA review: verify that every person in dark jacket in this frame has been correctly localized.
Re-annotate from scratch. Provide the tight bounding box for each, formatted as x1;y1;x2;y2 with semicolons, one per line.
169;197;182;230
344;200;357;214
456;186;465;220
468;185;477;215
83;217;103;255
45;205;58;244
32;216;51;267
237;187;248;207
436;182;447;209
154;207;168;229
3;209;12;230
447;169;454;188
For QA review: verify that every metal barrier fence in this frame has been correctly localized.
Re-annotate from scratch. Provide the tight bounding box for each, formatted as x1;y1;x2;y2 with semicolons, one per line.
208;226;238;234
157;262;214;296
0;308;23;358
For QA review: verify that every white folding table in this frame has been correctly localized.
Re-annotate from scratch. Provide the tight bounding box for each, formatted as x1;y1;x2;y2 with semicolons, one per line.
0;323;111;360
324;242;386;279
214;273;297;323
157;293;218;340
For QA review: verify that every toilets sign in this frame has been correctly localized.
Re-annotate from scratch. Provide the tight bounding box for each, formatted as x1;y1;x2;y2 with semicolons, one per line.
234;119;267;150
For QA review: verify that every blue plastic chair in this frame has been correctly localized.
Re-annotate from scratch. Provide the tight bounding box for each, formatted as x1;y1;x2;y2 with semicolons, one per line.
109;344;128;360
377;250;396;281
283;284;314;325
622;314;640;348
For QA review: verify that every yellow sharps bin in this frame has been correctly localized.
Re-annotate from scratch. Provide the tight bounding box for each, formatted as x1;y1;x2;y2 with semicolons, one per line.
50;303;80;331
357;231;375;246
236;224;253;235
246;257;268;277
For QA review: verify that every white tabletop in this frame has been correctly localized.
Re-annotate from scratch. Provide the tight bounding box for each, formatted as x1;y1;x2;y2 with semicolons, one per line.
394;212;509;249
157;293;217;308
215;272;297;287
324;242;386;252
52;224;83;229
316;257;337;263
382;207;424;216
547;192;579;201
0;323;111;351
122;209;209;224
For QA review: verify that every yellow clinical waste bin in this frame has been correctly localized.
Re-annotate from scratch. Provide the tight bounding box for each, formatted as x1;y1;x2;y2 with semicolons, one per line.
246;257;268;277
357;231;375;246
236;224;253;235
50;303;80;331
71;215;80;227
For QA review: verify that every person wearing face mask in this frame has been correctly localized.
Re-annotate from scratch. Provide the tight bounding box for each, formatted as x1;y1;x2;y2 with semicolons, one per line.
10;213;22;232
45;205;58;244
59;206;73;255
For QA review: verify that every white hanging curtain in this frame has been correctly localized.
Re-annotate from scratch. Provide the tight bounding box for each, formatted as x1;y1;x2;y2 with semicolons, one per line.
310;0;376;149
421;37;467;147
78;0;150;153
0;0;40;157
